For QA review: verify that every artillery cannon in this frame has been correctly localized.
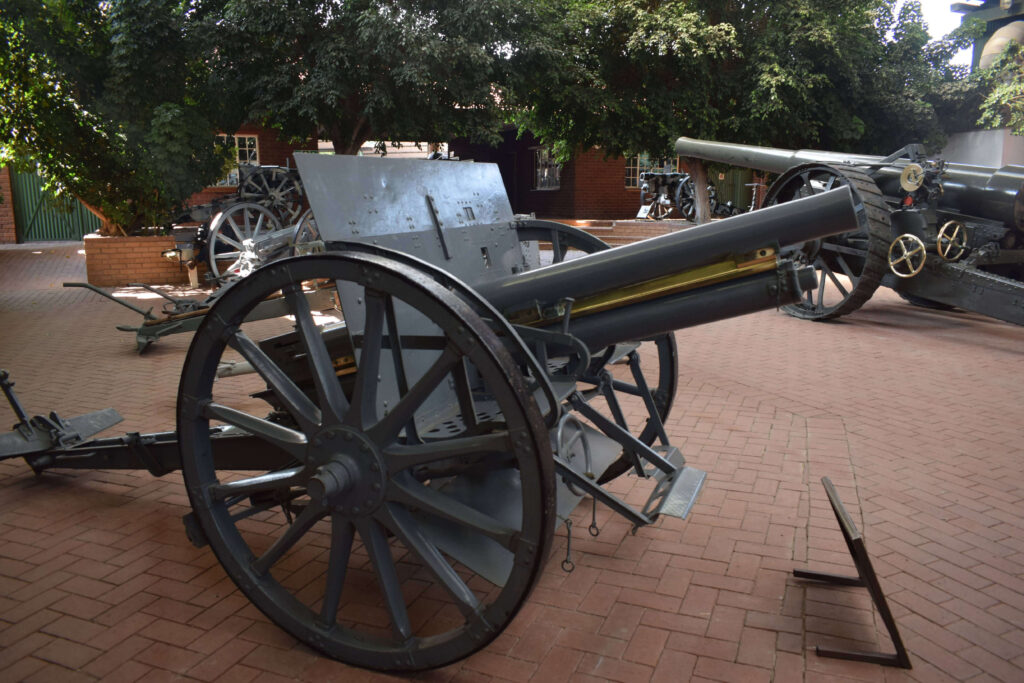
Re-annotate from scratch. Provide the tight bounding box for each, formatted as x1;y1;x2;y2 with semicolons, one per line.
675;136;1024;324
1;155;859;671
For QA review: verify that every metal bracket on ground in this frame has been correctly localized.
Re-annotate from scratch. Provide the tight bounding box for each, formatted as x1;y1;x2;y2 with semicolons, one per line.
793;477;912;669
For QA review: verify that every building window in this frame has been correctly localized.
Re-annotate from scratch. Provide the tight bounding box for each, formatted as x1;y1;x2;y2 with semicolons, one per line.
533;148;561;190
625;154;679;188
217;134;260;186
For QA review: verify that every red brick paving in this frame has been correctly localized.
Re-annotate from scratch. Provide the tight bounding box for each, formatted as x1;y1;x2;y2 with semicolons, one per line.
1;242;1023;681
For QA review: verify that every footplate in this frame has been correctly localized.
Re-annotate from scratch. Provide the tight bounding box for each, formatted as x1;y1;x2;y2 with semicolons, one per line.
642;466;707;520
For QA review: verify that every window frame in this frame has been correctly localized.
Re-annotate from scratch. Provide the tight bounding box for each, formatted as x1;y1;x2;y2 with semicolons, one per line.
625;154;680;189
532;147;562;191
216;134;260;187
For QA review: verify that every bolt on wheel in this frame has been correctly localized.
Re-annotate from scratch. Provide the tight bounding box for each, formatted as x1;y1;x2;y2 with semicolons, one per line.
177;253;555;671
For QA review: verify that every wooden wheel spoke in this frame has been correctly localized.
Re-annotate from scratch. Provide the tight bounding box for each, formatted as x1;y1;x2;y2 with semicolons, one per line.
219;235;243;250
346;292;385;429
209;466;304;501
229;329;322;433
319;513;354;627
833;254;860;286
241;211;253;241
357;519;412;641
370;345;461;444
253;212;267;238
203;401;307;459
379;504;481;617
552;230;566;263
383;430;512;474
816;267;827;309
382;295;418;443
821;261;849;297
284;283;349;426
389;477;519;553
251;501;326;577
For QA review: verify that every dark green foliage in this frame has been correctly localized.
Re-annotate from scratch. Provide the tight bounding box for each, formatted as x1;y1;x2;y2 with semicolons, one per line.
209;0;544;154
0;1;231;234
512;0;988;159
978;41;1024;136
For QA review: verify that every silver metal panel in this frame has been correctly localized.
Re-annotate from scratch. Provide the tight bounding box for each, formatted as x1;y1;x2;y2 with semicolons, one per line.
293;153;522;285
414;423;624;586
293;154;527;428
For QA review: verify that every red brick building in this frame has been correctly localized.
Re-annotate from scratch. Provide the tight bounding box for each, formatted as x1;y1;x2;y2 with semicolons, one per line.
187;124;312;209
450;130;645;220
450;129;755;221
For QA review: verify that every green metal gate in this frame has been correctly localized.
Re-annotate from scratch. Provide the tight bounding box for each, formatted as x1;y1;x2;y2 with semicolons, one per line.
10;168;101;242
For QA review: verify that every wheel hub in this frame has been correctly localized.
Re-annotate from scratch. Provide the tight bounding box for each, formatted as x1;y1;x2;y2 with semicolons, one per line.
307;427;387;516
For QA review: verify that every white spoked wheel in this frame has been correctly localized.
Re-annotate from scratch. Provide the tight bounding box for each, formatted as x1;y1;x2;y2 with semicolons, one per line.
208;203;284;281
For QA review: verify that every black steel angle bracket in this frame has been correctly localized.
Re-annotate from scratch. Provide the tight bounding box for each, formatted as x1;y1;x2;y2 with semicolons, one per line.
794;477;912;669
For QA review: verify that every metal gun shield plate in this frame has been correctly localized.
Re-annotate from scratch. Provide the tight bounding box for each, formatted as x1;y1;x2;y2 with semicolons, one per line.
177;253;555;671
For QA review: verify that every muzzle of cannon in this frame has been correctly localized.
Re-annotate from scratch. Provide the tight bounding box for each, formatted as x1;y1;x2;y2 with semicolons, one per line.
675;136;1024;325
1;155;861;672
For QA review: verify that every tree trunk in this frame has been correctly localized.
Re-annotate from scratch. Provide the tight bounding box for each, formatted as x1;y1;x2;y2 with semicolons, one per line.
77;198;125;236
328;117;370;155
683;158;711;225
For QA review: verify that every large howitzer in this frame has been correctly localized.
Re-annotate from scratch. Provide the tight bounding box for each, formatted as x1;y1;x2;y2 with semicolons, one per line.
0;155;858;672
675;136;1024;324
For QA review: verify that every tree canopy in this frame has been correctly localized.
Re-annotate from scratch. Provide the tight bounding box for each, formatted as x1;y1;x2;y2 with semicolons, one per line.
0;0;233;234
510;0;986;159
206;0;548;154
978;41;1024;137
0;0;1003;236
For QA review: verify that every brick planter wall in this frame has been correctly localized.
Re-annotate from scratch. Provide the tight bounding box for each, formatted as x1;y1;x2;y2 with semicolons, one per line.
0;166;17;244
84;233;208;287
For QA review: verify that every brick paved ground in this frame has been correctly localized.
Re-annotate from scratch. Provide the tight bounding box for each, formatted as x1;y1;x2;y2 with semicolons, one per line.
1;242;1023;682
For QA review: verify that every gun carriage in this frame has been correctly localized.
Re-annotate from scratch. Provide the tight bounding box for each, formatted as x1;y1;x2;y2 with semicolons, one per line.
675;136;1024;324
1;156;860;671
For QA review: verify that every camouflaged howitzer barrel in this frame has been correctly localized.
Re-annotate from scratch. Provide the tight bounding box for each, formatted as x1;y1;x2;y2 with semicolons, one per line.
675;136;1024;325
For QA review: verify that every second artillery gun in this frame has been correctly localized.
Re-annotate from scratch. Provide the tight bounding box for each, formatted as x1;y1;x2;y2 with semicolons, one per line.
675;136;1024;324
1;156;859;671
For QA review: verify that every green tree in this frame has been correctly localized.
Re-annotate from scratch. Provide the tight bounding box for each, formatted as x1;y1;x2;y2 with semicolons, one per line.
0;0;232;234
511;0;986;160
208;0;549;154
978;41;1024;136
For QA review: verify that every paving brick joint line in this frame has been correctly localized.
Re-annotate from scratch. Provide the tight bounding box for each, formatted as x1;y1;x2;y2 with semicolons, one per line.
1;242;1023;682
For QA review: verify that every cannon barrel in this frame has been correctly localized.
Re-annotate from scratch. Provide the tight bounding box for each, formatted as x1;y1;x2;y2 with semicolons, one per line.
674;136;1024;229
477;187;857;349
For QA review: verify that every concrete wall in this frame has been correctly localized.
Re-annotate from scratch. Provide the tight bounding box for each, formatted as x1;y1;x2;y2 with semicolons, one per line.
941;128;1024;167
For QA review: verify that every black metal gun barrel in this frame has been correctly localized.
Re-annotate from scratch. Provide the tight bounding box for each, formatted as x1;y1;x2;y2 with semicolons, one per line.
476;187;857;349
674;136;1024;229
479;186;854;311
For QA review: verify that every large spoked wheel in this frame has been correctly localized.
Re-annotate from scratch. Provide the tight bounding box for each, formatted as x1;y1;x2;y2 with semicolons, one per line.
674;176;697;221
207;203;285;281
513;220;678;476
239;166;304;225
768;164;891;320
292;209;320;255
177;253;555;671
